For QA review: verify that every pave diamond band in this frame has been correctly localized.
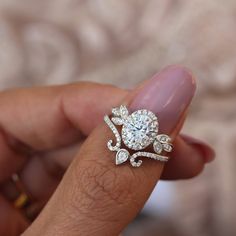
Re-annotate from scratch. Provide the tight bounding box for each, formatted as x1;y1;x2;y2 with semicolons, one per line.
104;105;173;167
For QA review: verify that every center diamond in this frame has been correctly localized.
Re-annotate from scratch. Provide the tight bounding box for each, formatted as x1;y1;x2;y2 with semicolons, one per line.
121;109;158;150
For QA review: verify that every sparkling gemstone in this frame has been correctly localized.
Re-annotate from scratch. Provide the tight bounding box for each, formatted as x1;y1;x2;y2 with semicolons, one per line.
112;107;121;116
153;140;163;154
120;105;129;117
163;143;173;152
157;134;171;144
111;117;123;125
116;149;130;165
121;109;158;150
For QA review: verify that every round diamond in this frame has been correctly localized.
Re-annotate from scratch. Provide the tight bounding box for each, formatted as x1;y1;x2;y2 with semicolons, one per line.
121;109;158;150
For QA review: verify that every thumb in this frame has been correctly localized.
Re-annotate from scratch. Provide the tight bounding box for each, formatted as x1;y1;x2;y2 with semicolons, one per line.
24;66;196;236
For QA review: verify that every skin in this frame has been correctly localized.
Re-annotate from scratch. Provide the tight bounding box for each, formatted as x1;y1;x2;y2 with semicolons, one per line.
0;66;215;236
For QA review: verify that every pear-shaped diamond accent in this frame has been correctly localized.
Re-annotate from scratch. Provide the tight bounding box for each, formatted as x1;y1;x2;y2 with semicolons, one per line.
116;149;130;165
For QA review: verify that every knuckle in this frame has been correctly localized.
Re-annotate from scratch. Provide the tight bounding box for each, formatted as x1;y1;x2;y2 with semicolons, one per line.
70;159;139;220
81;160;134;203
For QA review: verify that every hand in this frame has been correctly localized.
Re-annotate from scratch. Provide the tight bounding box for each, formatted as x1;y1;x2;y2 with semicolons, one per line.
0;66;215;236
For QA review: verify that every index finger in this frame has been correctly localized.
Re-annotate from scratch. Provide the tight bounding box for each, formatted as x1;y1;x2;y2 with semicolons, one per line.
0;82;127;151
0;82;127;182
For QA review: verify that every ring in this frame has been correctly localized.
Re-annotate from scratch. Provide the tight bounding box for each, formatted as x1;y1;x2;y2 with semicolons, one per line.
11;174;30;209
104;105;173;167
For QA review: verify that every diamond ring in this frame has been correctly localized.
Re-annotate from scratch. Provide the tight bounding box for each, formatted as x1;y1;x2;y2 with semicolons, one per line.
104;105;173;167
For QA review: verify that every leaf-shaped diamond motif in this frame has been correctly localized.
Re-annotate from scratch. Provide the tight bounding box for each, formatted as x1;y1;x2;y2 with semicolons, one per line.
112;107;121;116
157;134;171;144
120;105;129;117
111;117;123;125
153;140;163;154
116;149;130;165
163;143;173;152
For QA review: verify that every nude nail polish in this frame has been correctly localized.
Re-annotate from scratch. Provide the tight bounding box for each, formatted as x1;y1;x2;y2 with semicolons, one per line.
129;66;196;134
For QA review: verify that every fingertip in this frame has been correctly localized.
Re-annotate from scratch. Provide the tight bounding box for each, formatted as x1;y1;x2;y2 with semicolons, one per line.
130;65;196;134
162;64;197;90
181;134;215;163
161;136;208;180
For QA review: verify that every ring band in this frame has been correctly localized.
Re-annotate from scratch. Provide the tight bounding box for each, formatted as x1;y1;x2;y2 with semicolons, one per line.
104;105;173;167
11;174;30;209
14;193;29;208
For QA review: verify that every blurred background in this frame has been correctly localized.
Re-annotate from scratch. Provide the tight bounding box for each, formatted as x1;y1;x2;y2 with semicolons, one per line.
0;0;235;235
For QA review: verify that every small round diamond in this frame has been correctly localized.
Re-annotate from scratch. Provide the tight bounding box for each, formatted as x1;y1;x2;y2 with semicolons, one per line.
121;109;158;150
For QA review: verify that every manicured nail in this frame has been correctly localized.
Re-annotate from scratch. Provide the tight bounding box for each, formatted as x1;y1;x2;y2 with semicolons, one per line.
130;66;196;134
181;134;215;163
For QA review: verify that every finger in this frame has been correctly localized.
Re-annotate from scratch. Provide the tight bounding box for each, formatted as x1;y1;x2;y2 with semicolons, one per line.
0;131;27;182
161;134;215;179
180;134;215;163
0;82;127;151
18;143;81;201
0;78;212;206
25;65;204;236
0;195;29;236
0;83;127;182
8;133;214;204
6;133;212;207
0;77;209;187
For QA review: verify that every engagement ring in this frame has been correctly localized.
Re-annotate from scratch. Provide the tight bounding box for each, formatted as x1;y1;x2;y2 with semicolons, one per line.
104;105;173;167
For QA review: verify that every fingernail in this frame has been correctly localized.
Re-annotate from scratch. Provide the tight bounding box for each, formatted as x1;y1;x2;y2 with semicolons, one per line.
181;134;216;163
130;65;196;134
